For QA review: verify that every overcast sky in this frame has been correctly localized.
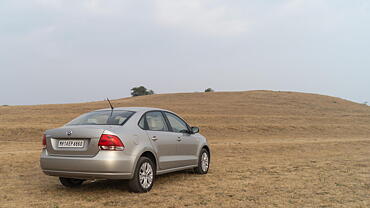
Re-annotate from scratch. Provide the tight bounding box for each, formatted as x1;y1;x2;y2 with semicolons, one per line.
1;0;369;105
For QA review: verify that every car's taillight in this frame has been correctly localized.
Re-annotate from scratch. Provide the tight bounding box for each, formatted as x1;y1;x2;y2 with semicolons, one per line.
42;134;46;149
98;134;124;151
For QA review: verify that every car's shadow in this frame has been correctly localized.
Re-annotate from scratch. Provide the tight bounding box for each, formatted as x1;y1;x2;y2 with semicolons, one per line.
70;169;196;192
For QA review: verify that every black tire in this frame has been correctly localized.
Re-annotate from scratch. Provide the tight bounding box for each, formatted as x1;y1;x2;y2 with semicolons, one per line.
128;157;155;193
59;177;84;188
194;148;210;174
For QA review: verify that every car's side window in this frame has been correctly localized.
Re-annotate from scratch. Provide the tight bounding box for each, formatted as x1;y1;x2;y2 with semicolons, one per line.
146;111;168;131
138;115;146;129
164;112;188;133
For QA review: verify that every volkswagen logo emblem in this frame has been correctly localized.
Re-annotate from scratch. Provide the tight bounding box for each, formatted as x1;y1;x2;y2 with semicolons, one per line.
66;130;72;136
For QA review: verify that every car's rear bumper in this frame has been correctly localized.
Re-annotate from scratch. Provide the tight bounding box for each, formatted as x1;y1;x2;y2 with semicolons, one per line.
42;170;132;179
40;149;135;179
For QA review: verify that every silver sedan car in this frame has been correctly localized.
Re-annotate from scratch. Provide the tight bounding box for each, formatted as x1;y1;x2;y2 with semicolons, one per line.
40;107;210;192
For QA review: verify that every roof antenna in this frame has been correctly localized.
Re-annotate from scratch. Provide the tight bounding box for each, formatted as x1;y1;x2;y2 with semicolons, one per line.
106;98;114;110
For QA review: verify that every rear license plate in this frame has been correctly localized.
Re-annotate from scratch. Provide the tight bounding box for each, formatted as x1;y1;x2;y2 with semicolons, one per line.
58;140;84;148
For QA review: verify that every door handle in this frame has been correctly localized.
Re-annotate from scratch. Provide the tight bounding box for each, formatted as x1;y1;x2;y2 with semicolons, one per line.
177;136;182;142
151;136;158;141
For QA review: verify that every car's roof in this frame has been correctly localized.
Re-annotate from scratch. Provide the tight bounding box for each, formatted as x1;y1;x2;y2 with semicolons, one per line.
94;107;169;112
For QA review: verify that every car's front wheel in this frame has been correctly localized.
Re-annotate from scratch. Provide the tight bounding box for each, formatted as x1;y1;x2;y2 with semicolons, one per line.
128;156;155;193
59;177;84;188
194;148;210;174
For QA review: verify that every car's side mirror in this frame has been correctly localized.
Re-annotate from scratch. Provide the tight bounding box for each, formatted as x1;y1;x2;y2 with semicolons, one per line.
191;126;199;134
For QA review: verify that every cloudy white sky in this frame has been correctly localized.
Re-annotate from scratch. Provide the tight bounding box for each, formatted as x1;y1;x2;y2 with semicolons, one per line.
1;0;369;105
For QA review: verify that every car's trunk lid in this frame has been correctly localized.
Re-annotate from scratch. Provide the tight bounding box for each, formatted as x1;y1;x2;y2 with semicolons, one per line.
45;125;118;157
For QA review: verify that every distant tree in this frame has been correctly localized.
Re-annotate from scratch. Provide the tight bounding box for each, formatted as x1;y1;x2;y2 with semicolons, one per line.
131;86;154;97
205;88;214;92
364;101;368;106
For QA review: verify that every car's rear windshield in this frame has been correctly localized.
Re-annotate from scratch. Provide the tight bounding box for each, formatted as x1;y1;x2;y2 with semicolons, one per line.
66;110;135;126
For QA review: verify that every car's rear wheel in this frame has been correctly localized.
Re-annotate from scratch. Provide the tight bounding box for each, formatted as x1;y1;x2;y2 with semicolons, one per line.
194;148;210;174
128;156;155;193
59;177;84;188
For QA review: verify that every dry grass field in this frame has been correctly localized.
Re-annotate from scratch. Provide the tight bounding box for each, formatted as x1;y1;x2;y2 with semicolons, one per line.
0;90;369;208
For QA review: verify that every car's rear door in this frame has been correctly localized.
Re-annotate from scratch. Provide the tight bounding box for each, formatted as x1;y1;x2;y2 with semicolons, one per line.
163;112;198;167
143;111;179;170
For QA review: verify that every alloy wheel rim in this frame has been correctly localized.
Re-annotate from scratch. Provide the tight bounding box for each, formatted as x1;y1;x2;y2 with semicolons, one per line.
139;162;153;189
201;152;209;172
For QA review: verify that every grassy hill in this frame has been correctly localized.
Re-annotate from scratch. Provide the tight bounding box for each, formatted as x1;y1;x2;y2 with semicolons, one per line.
0;91;369;208
1;90;369;142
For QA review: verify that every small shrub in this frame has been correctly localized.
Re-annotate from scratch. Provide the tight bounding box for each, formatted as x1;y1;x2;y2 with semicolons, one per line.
131;86;154;97
205;88;214;92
